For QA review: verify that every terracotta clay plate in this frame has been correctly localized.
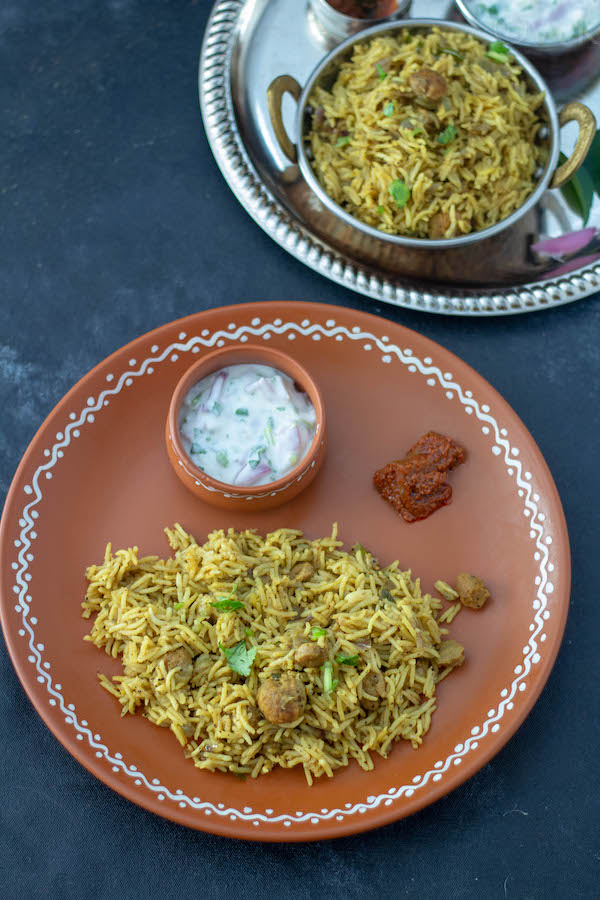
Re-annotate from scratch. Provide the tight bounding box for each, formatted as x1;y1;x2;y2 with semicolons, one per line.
0;302;570;841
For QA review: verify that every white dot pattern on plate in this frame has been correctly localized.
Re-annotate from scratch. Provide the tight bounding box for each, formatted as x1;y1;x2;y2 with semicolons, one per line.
7;316;557;830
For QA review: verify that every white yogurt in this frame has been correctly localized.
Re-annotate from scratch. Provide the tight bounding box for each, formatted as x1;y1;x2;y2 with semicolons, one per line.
179;364;317;486
468;0;600;45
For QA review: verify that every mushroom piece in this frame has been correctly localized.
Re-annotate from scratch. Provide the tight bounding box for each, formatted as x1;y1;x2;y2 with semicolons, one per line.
429;211;451;239
408;68;448;102
289;561;315;583
360;671;387;709
456;573;491;609
294;641;328;669
162;646;194;682
257;673;307;724
438;639;465;668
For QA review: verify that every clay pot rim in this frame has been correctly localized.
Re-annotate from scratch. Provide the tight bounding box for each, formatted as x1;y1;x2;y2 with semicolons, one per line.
167;343;327;497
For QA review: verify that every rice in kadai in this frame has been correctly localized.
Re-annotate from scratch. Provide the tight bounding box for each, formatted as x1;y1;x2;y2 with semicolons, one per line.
82;524;464;784
306;27;548;239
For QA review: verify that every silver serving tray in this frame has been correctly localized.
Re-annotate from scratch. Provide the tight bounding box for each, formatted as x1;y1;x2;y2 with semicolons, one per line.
199;0;600;314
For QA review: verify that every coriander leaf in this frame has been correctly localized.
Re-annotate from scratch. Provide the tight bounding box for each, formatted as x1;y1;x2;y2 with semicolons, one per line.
216;450;229;467
558;151;594;225
383;101;395;117
336;653;359;666
376;64;387;81
244;628;254;637
311;626;328;640
322;660;337;693
190;443;206;455
389;179;411;208
377;205;385;215
336;135;351;147
440;48;464;60
212;401;223;414
220;641;257;677
211;598;244;611
487;40;510;62
438;124;458;145
235;408;249;416
173;602;185;610
210;581;241;611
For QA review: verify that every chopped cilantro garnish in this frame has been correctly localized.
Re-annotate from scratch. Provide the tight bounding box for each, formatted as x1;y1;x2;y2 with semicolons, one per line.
376;64;387;81
212;401;223;414
216;450;229;467
336;135;351;147
211;582;241;611
173;602;184;610
219;641;257;677
377;205;385;215
437;124;458;145
487;40;510;62
211;598;243;611
244;628;254;637
389;179;411;208
322;660;338;693
383;102;395;117
190;443;206;455
336;654;359;666
248;447;265;469
311;626;328;640
235;408;248;416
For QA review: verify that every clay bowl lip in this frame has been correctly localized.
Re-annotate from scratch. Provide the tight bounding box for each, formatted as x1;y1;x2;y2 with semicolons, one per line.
166;343;327;499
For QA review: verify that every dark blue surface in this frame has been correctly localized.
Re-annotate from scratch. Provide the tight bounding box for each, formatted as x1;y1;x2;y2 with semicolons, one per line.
1;2;599;897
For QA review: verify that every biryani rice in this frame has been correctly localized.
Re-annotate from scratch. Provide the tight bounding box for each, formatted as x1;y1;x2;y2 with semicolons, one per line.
82;524;464;784
307;27;548;238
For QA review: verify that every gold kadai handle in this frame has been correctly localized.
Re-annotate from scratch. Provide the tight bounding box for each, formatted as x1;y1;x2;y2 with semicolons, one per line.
267;75;302;164
551;102;597;189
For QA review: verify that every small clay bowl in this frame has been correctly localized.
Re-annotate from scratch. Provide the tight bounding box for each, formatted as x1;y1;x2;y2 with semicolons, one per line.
166;344;327;511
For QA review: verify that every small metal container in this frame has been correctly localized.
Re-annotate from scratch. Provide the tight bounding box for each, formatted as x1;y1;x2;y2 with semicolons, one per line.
266;19;596;281
308;0;411;48
455;0;600;57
